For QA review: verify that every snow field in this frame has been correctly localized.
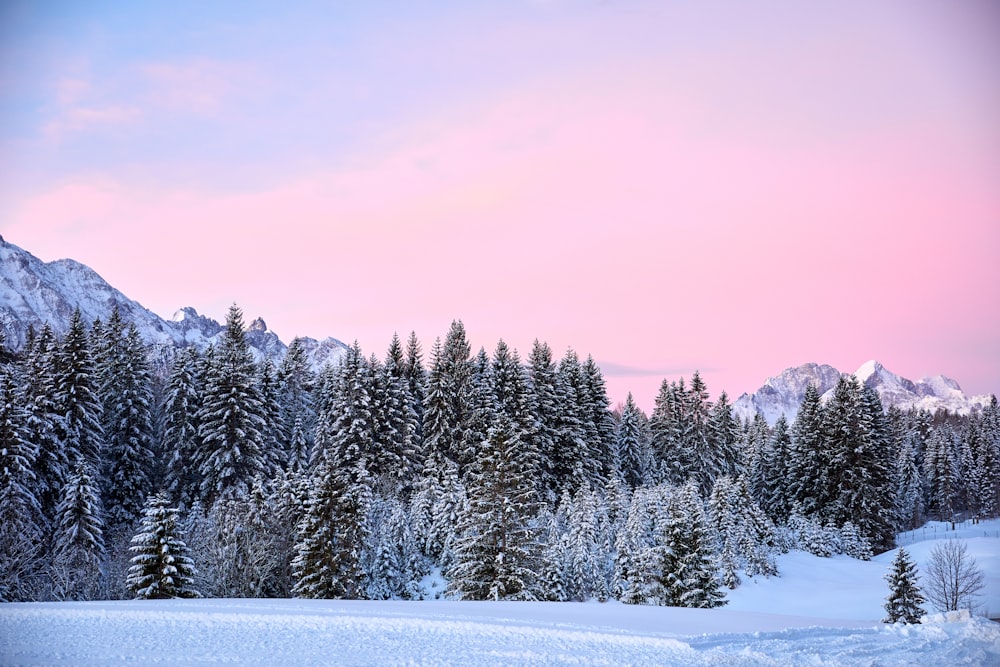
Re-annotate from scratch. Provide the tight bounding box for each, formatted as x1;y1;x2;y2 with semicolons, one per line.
2;520;1000;666
2;598;999;666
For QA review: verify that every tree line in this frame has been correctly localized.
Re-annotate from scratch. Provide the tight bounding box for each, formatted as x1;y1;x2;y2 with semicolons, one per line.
0;304;997;603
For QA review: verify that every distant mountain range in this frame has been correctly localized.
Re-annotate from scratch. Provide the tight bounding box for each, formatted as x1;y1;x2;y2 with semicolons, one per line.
732;360;994;425
0;234;348;369
1;234;993;418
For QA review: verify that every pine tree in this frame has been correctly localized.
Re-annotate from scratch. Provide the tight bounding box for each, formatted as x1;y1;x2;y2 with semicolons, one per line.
552;350;599;493
581;355;616;484
562;486;607;601
313;342;375;491
658;481;726;608
527;340;560;501
53;309;105;472
277;337;316;474
614;485;664;604
402;331;427;452
761;416;793;522
883;547;925;623
788;384;827;517
256;357;286;478
372;334;419;493
649;379;686;485
50;460;106;599
100;323;154;533
449;413;542;600
291;460;368;599
18;324;65;524
924;425;960;523
162;348;203;507
0;368;44;601
125;492;200;599
707;391;741;483
197;304;267;504
894;430;925;531
615;393;650;490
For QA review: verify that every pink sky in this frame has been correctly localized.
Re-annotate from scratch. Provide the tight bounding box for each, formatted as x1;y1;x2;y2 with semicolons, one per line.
1;1;998;411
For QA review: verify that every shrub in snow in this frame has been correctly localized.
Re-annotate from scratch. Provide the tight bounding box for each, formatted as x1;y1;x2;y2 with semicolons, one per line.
924;538;985;613
126;492;200;599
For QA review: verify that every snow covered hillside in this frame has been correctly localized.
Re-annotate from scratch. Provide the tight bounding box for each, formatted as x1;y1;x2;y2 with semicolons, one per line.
3;521;999;666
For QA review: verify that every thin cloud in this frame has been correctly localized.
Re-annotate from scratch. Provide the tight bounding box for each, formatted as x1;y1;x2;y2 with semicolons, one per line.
597;361;717;378
43;104;141;139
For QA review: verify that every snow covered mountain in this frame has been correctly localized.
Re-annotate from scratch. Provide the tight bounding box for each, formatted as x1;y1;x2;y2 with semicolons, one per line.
0;234;348;369
733;360;993;425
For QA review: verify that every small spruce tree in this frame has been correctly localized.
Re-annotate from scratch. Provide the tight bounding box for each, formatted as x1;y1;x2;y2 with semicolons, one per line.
883;547;925;623
126;493;200;599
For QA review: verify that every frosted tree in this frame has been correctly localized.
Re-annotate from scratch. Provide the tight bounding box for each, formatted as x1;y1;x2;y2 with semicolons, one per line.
162;347;203;507
788;384;827;517
581;355;616;483
291;459;368;599
562;486;608;601
616;393;650;490
708;476;777;586
53;309;105;473
99;323;154;533
402;331;427;451
421;338;454;465
17;324;65;524
410;448;465;568
197;304;267;504
256;358;286;478
964;401;1000;518
50;460;106;600
125;492;200;599
761;416;793;522
649;379;686;485
277;337;316;474
527;339;560;501
706;391;742;485
552;350;599;493
924;425;960;523
615;485;672;604
0;368;44;601
894;430;925;531
313;342;376;491
658;481;726;608
449;413;543;600
883;547;925;623
363;495;425;599
371;335;419;493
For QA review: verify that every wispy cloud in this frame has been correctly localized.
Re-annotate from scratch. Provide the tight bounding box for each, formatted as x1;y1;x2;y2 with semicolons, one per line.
138;59;253;115
43;104;141;139
597;361;717;378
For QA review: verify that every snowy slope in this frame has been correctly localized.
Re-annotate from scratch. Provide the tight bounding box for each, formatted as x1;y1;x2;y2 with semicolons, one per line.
2;521;999;666
0;235;348;369
733;360;993;425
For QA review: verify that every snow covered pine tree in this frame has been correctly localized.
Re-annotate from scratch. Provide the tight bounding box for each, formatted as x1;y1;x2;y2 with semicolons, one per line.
126;493;200;599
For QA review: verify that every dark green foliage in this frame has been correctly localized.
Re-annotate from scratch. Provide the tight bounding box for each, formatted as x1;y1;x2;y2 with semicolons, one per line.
126;492;200;599
450;413;542;600
197;305;267;503
883;547;925;623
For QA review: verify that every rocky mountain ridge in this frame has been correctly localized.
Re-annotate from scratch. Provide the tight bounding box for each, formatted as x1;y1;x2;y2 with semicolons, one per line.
0;234;348;369
733;360;993;425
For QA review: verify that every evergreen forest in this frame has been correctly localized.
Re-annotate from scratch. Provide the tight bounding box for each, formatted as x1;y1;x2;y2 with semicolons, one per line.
1;304;998;603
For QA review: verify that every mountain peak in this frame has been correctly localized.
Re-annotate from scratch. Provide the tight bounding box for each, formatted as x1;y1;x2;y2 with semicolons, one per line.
0;237;349;371
735;361;992;424
855;360;883;381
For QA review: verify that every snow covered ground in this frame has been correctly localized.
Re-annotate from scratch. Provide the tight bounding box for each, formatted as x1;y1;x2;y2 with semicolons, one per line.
2;520;999;666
